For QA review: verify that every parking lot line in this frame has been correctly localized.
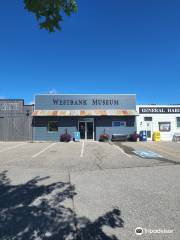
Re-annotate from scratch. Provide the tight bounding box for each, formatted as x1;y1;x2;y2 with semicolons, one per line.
80;141;85;158
113;145;132;158
0;142;27;153
32;143;57;158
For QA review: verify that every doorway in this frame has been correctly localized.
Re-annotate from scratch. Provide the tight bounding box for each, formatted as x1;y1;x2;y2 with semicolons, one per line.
146;122;153;140
78;119;94;140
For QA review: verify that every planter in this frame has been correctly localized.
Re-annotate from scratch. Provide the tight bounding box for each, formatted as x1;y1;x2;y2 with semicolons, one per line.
99;133;109;142
99;138;109;142
60;133;71;142
128;133;139;142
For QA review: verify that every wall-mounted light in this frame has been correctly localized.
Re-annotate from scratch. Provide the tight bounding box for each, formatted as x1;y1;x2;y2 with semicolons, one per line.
26;109;30;116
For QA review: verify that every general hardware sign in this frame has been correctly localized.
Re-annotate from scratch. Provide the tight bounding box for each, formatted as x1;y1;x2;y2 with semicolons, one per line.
139;107;180;114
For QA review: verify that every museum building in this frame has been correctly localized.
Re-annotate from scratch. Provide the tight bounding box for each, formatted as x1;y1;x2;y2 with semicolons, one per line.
32;94;138;141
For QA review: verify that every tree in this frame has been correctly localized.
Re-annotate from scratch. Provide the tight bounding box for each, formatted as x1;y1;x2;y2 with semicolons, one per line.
24;0;78;32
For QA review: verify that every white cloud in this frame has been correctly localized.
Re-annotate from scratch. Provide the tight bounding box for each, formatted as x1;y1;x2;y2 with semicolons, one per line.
49;89;58;94
0;96;6;99
29;100;35;105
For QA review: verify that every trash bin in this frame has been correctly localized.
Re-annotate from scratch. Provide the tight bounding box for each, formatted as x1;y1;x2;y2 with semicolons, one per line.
153;131;160;142
73;132;80;142
139;130;147;141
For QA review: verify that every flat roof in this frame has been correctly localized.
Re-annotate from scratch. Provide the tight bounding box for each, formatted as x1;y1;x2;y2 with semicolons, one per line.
35;93;136;96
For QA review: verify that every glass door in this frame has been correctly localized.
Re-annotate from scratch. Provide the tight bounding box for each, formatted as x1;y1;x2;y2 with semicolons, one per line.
78;120;94;140
146;122;152;140
79;122;86;139
87;122;93;139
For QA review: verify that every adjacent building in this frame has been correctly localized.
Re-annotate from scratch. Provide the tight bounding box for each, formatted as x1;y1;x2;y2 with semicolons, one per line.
136;104;180;141
0;99;34;141
32;94;138;141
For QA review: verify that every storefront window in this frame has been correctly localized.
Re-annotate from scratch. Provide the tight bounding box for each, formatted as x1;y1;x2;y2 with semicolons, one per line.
177;117;180;128
48;121;58;132
126;119;135;127
158;122;171;132
112;121;126;127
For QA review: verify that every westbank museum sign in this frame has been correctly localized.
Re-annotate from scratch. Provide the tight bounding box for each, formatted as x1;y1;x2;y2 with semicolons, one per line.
139;107;180;114
52;98;120;106
35;94;136;110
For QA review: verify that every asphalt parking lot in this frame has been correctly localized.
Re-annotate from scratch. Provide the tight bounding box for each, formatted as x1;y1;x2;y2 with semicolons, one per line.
0;141;180;239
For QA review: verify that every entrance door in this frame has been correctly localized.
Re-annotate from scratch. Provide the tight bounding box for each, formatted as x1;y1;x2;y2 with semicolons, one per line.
79;122;86;139
78;121;94;140
87;122;93;139
146;122;152;140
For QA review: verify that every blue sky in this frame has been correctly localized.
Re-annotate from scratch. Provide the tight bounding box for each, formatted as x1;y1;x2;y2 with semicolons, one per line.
0;0;179;104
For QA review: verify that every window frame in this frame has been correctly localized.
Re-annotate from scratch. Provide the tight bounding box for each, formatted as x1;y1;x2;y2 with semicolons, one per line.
176;117;180;128
47;121;59;133
158;122;171;132
144;117;152;121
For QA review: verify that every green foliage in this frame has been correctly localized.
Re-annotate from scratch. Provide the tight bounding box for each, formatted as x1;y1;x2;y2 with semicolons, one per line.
24;0;78;32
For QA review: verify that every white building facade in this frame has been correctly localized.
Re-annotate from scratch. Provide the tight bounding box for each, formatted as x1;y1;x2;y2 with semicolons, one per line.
136;105;180;141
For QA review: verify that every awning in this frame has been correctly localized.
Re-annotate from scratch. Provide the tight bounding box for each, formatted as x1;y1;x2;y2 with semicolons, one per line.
32;109;138;117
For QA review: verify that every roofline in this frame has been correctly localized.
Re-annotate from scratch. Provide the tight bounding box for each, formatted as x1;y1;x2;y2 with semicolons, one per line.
137;104;180;106
34;94;137;96
0;99;34;106
0;99;24;101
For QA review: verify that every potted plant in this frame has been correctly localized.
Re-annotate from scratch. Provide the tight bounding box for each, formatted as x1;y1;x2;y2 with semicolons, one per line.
128;132;139;142
99;130;109;142
60;129;71;142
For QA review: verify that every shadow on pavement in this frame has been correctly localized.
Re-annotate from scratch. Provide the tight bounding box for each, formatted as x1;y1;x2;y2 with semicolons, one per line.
78;208;124;240
113;142;136;156
0;171;124;240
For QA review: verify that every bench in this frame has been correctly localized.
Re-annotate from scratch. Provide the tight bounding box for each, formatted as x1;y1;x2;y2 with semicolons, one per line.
111;134;128;141
172;133;180;142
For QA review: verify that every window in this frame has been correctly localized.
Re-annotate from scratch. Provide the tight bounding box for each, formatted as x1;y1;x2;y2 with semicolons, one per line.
177;117;180;128
126;119;135;127
112;121;126;127
159;122;171;132
144;117;152;121
48;121;58;132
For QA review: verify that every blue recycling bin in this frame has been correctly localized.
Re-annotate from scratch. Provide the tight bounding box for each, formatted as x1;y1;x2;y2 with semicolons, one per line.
139;130;147;141
73;132;80;142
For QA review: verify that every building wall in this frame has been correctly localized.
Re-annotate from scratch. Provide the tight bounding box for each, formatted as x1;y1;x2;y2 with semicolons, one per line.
95;116;136;140
33;116;136;141
136;105;180;141
0;100;34;141
33;117;77;141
